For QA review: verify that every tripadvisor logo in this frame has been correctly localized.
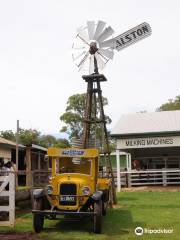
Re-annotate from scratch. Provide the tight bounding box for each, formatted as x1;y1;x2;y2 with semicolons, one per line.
135;227;143;236
135;226;173;236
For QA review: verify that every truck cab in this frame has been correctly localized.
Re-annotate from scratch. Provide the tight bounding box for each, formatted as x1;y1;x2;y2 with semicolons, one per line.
32;148;112;234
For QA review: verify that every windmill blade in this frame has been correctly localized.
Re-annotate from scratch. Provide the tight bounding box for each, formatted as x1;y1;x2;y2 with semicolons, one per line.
99;38;116;48
71;47;86;56
97;26;114;43
72;40;87;52
77;26;89;43
79;56;90;73
95;53;106;70
78;52;90;71
87;21;95;40
72;38;87;48
72;46;86;51
98;48;114;60
89;55;95;74
72;50;88;62
93;20;106;40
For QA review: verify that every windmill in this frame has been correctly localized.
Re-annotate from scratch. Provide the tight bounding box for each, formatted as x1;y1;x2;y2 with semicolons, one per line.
72;20;152;204
72;21;151;74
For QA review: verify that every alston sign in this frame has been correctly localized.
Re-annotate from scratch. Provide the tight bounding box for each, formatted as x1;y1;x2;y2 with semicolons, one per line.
115;22;152;51
100;22;152;51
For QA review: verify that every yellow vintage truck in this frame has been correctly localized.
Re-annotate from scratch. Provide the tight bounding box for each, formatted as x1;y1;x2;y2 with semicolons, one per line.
32;148;112;233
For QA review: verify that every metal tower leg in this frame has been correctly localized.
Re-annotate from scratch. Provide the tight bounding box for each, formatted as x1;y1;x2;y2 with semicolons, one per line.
82;74;117;204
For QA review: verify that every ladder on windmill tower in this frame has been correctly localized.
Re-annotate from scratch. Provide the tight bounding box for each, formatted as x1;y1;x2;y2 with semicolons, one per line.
72;20;152;204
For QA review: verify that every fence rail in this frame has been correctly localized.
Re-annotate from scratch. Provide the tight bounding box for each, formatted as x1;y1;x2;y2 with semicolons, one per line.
4;168;180;189
113;169;180;189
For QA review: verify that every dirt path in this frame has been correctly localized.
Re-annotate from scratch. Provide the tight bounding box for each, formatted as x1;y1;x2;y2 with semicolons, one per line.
0;233;40;240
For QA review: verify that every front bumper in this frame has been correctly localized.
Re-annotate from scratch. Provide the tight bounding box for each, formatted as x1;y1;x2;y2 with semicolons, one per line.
32;210;96;219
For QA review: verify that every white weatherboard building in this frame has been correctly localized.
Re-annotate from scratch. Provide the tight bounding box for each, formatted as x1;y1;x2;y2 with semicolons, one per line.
111;110;180;190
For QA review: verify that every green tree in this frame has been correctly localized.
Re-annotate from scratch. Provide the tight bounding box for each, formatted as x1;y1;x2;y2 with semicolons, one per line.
60;93;111;140
0;129;40;145
157;95;180;111
0;128;70;148
18;128;40;145
0;130;16;141
39;135;57;148
54;139;70;148
39;135;70;148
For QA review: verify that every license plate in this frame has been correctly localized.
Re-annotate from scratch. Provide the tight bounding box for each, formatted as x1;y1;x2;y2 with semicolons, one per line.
60;196;75;202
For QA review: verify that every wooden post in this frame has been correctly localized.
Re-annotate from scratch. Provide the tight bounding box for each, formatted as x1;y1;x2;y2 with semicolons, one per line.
38;151;41;185
26;147;32;187
15;120;19;186
9;173;15;226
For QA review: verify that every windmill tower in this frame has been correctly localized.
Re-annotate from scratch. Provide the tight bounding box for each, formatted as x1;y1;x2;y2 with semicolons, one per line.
72;20;152;204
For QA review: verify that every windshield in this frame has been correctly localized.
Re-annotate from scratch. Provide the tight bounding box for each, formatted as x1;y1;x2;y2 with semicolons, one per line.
58;158;92;175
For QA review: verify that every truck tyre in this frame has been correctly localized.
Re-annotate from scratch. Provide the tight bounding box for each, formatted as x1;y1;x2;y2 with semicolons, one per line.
102;201;107;216
93;200;102;234
33;198;44;233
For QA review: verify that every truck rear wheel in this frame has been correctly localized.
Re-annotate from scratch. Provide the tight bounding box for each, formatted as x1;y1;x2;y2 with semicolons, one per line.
93;200;102;233
33;198;44;233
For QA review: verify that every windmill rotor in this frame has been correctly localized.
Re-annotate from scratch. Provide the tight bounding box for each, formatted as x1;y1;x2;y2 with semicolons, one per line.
72;20;151;74
72;20;115;74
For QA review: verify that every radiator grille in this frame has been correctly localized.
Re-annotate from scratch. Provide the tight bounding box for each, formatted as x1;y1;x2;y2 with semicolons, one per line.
59;183;77;206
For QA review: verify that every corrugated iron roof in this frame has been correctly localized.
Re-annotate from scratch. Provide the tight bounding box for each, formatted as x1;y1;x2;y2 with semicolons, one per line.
0;137;24;148
111;110;180;136
0;137;17;146
31;144;47;152
0;138;47;151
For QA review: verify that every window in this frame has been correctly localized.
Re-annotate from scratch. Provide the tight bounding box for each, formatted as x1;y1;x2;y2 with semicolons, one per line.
58;158;92;175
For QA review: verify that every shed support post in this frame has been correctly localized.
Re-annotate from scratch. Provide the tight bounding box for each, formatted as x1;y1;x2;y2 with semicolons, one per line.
126;153;129;170
116;149;121;192
128;153;132;171
162;168;167;186
38;151;41;185
127;153;132;187
26;147;32;187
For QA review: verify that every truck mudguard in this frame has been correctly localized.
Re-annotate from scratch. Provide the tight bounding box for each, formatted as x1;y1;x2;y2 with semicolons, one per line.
33;189;45;199
91;191;103;201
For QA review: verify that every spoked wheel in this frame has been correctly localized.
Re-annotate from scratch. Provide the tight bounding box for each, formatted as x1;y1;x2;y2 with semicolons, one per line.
33;198;44;233
93;200;102;234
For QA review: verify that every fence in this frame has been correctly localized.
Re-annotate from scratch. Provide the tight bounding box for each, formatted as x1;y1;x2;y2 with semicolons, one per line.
16;170;51;187
14;168;180;188
0;172;15;227
113;168;180;191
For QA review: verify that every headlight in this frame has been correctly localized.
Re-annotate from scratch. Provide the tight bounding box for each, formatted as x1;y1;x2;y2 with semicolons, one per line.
46;185;53;195
82;186;90;195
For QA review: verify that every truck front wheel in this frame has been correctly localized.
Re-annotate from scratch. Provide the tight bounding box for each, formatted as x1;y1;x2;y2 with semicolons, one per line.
102;201;107;216
93;200;102;233
33;198;44;233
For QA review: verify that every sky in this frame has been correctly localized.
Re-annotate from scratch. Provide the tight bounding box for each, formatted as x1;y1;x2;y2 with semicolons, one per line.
0;0;180;137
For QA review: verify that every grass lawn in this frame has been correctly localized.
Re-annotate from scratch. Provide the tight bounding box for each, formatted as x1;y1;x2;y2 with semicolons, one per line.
0;191;180;239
